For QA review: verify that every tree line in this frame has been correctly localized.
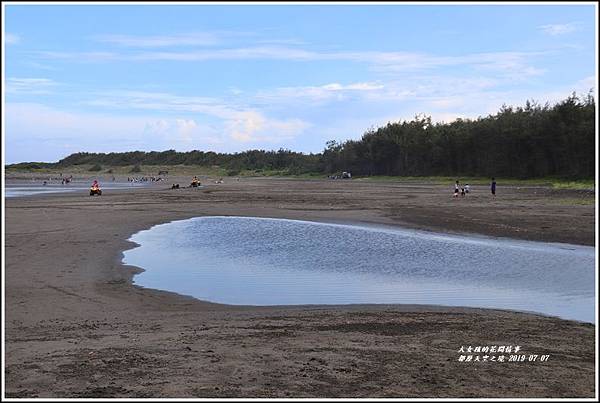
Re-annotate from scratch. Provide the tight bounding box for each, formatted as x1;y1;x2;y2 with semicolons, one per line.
52;148;322;175
322;92;595;179
8;93;595;179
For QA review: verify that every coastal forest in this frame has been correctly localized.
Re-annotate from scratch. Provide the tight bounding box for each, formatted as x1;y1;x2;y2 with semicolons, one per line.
9;92;595;179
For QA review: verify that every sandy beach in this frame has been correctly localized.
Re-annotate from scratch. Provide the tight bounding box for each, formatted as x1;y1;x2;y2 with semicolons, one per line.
4;176;596;398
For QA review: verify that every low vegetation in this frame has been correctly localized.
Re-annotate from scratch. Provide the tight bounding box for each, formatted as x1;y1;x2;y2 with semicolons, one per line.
129;164;142;173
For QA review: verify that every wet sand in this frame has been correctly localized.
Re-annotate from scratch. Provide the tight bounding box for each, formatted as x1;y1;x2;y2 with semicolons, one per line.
4;177;596;397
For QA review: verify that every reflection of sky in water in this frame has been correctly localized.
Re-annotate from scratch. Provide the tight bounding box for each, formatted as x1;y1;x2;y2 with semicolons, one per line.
5;182;146;197
123;216;596;323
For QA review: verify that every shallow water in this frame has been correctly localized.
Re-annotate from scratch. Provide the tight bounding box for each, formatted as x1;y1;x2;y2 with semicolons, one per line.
123;216;596;323
5;182;146;197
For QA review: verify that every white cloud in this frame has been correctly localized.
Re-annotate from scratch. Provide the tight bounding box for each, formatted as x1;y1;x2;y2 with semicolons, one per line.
322;82;384;91
5;100;308;163
86;90;310;143
175;119;199;143
226;111;308;142
538;23;580;36
34;44;544;78
130;46;317;62
95;32;220;47
25;61;58;71
36;51;118;62
255;81;385;104
522;76;597;106
144;118;213;145
4;102;228;162
144;119;170;136
366;51;546;79
5;33;20;45
575;75;596;95
5;71;593;163
226;111;266;142
93;30;259;48
6;77;58;94
86;91;244;125
432;112;469;123
254;76;502;107
256;38;307;46
7;102;153;138
36;44;278;62
428;97;466;109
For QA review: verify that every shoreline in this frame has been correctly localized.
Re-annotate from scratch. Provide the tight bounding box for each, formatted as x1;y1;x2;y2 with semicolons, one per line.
124;212;597;249
5;174;595;244
5;177;596;397
120;214;594;324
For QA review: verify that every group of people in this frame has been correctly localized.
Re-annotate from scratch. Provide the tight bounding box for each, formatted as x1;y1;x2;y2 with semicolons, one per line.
453;181;471;197
127;176;163;182
38;173;73;186
61;175;73;185
453;178;497;197
171;176;202;189
190;176;201;187
328;171;352;180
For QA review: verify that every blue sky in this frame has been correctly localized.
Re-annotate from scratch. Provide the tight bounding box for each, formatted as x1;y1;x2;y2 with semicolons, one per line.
4;3;597;163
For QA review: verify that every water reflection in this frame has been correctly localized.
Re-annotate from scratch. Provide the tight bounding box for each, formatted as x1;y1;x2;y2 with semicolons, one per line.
123;216;595;323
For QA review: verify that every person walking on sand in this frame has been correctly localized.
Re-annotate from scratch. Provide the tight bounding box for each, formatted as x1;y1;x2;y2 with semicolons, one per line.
454;180;460;198
491;177;497;197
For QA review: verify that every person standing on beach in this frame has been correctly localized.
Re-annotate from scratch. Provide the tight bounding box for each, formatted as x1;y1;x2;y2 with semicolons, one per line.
454;180;460;198
491;177;497;197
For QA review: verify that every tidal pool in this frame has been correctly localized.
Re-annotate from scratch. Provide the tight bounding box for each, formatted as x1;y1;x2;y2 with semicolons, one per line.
123;216;596;323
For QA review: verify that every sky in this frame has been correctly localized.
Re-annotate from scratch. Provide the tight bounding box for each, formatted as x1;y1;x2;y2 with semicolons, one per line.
3;2;597;163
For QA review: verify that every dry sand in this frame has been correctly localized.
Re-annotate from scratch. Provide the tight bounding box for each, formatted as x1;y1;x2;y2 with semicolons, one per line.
4;177;596;398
